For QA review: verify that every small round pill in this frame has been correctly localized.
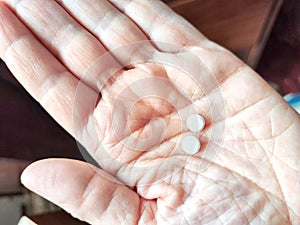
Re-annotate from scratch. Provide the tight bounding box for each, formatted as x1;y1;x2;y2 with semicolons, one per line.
186;114;205;132
181;135;201;154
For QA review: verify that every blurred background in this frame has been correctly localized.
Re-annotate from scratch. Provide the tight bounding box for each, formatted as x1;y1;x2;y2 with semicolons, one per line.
0;0;299;224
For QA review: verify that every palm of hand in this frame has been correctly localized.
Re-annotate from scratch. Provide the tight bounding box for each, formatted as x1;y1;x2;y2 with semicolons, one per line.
0;0;299;224
93;47;297;225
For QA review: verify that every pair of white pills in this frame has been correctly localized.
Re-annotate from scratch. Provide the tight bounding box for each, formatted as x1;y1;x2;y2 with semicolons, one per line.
181;114;205;154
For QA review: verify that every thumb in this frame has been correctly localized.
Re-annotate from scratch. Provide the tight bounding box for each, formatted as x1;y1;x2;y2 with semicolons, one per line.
21;159;140;225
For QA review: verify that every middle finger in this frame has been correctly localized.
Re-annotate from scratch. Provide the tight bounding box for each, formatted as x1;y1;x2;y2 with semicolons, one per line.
56;0;152;62
4;0;123;91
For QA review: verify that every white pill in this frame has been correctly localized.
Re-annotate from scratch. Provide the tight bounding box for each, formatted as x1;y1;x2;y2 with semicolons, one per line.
181;135;201;154
186;114;205;132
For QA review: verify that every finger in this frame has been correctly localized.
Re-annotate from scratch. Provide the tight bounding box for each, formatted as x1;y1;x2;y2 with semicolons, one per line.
21;159;142;225
0;2;96;137
108;0;208;51
55;0;157;65
107;0;245;98
4;0;123;91
56;0;147;47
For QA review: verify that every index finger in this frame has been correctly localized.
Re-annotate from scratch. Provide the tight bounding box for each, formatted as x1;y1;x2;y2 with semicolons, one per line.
0;2;97;140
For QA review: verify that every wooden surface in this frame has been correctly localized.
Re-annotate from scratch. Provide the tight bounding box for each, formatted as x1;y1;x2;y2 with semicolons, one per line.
165;0;283;67
29;211;88;225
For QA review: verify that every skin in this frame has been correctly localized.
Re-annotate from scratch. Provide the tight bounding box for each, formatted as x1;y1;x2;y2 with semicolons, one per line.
0;0;299;224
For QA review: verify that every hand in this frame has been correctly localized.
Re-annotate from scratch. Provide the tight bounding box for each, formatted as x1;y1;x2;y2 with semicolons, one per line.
0;0;299;224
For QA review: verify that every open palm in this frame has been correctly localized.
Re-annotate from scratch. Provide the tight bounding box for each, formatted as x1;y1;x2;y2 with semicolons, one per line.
0;0;299;224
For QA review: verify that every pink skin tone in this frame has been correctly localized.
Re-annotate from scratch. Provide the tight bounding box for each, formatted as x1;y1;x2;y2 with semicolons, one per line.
0;0;300;224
